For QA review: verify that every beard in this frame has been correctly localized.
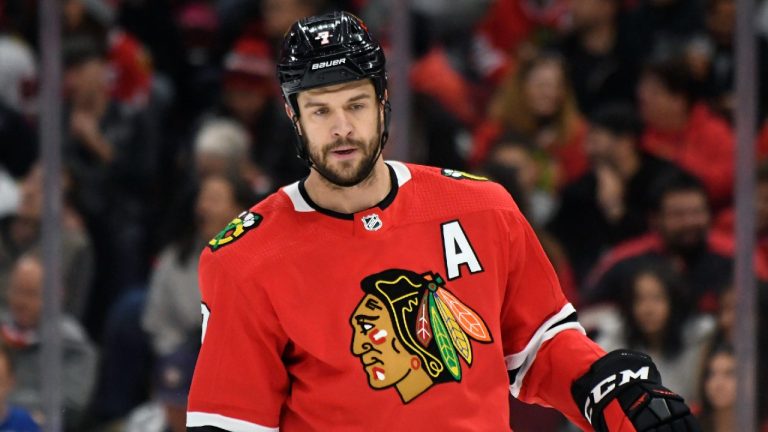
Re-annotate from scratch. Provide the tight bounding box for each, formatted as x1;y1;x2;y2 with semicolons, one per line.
664;227;708;257
305;122;382;188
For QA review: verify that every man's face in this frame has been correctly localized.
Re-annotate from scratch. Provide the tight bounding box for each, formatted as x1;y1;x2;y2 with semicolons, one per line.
657;190;710;253
585;127;618;167
195;177;242;241
350;294;413;389
7;257;44;330
637;74;684;129
295;80;382;187
570;0;615;31
64;58;108;104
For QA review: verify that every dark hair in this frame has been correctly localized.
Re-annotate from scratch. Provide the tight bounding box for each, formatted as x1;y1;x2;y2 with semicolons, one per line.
62;34;108;69
697;341;735;418
619;259;691;359
649;170;708;213
588;103;644;140
642;58;698;106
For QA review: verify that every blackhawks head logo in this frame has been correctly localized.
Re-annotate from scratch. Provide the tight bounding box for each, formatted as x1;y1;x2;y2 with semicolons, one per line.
349;269;492;403
208;211;262;251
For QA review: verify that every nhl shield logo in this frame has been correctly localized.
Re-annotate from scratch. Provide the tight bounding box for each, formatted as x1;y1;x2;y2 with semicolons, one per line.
362;214;383;231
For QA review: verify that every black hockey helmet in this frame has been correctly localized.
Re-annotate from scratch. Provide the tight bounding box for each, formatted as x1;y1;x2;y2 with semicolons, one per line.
278;11;387;113
277;11;390;163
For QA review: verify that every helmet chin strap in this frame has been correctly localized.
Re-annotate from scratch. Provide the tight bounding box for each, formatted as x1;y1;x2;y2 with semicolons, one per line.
293;100;391;188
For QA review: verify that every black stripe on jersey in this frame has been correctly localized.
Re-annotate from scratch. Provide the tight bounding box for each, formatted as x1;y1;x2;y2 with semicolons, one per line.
549;312;578;331
507;312;578;385
297;163;399;220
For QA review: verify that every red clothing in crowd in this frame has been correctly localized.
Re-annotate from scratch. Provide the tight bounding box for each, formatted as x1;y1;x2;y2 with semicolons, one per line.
760;120;768;159
472;0;570;83
713;208;768;279
108;30;152;107
641;103;734;206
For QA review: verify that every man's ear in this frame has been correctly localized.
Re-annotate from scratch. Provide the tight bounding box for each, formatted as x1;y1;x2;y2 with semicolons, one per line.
285;103;303;136
284;102;295;119
379;89;389;123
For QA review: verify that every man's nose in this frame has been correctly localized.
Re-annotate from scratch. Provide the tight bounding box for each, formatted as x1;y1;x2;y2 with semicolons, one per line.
330;110;354;139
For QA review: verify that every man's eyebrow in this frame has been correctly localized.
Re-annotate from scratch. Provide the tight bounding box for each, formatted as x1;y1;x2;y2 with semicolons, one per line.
301;92;372;109
355;314;380;321
347;93;372;103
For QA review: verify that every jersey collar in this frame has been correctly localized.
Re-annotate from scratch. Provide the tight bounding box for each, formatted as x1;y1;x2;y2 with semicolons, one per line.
283;161;411;220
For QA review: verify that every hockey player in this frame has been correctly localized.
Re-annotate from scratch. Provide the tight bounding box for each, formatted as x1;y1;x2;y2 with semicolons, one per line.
187;11;700;432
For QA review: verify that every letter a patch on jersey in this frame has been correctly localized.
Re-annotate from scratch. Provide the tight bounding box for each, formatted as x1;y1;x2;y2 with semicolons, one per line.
441;221;483;280
208;211;262;251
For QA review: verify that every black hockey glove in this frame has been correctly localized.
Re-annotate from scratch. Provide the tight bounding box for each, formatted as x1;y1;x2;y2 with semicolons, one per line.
572;350;701;432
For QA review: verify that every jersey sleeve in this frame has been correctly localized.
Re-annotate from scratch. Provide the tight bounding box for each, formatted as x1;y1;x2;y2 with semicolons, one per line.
499;203;605;431
187;250;289;432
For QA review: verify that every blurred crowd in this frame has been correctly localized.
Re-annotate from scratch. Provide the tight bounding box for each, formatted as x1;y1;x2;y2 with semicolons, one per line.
0;0;767;431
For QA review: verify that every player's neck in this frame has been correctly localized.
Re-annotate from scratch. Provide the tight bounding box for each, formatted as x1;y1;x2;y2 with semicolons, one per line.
304;158;391;214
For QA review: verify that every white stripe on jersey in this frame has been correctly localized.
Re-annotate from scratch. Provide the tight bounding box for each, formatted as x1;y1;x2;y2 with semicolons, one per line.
187;412;279;431
386;160;412;186
505;303;586;397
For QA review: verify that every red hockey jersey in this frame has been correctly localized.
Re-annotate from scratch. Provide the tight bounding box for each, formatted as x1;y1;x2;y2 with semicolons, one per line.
187;161;605;431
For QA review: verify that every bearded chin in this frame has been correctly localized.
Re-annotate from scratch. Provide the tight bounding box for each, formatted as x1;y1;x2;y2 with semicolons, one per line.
306;123;382;188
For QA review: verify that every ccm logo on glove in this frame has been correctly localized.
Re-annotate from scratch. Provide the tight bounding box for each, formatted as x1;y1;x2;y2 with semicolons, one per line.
584;366;650;423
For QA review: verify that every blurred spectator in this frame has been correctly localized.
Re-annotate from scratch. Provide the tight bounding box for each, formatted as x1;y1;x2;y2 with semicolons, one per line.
695;343;736;432
685;0;768;122
472;52;588;188
0;168;19;219
0;344;40;431
622;0;705;61
200;36;306;189
637;57;734;207
0;164;93;319
553;0;638;113
713;161;768;276
63;0;154;108
586;171;734;313
701;284;768;428
86;287;152;430
483;132;555;226
143;174;256;358
590;260;714;403
0;35;37;179
123;339;198;432
548;104;682;284
0;253;97;430
260;0;328;48
62;34;159;330
194;119;272;196
482;150;579;304
471;0;571;83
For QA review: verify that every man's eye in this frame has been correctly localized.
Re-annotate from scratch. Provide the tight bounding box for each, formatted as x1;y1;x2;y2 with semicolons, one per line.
350;104;364;111
361;323;374;334
314;108;328;116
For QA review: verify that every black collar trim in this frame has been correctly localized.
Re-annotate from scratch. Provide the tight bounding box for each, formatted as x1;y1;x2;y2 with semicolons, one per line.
297;164;399;221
